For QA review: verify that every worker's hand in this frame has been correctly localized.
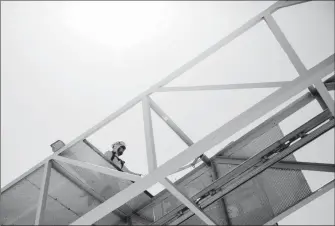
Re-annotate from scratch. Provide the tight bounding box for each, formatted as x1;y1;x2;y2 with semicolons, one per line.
190;157;200;168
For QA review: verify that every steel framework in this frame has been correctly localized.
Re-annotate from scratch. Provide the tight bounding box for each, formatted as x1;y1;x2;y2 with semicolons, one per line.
1;1;334;225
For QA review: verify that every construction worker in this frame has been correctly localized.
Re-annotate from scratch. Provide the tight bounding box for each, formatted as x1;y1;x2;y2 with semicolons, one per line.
105;141;142;176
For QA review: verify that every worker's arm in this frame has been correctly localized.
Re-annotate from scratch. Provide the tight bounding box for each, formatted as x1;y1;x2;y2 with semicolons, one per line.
104;151;142;176
104;151;114;162
122;164;142;177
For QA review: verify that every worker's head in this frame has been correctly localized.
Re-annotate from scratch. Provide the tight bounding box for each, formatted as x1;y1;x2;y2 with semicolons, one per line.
112;141;126;156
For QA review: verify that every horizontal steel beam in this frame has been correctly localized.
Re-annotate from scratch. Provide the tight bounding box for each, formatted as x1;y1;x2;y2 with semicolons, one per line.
215;157;335;172
171;158;203;174
50;1;295;163
2;55;333;226
0;0;315;195
49;1;308;163
153;77;334;175
53;156;141;182
220;91;312;157
221;55;334;157
199;110;332;204
170;118;335;225
277;1;311;9
264;180;335;225
70;50;334;226
138;82;325;218
157;82;290;92
52;160;106;203
156;110;332;225
51;161;131;222
213;122;335;209
53;159;150;223
263;12;332;112
160;179;217;225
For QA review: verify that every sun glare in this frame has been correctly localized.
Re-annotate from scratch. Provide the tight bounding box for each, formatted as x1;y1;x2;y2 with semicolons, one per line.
63;1;169;49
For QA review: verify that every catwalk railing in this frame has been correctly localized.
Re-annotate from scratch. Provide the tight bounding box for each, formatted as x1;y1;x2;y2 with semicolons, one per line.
1;1;334;225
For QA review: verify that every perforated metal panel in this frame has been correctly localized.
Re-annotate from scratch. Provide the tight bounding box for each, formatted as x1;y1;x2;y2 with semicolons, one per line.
257;168;311;215
1;125;312;225
214;126;312;225
135;126;312;225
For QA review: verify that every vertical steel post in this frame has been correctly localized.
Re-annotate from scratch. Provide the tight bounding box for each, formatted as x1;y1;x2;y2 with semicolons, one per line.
35;160;52;225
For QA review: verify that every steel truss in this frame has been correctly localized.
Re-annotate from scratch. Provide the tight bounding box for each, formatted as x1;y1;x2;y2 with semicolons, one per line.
2;1;334;225
162;109;335;225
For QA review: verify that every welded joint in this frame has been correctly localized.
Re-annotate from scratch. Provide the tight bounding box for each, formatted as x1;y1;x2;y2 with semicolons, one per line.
148;96;212;170
314;81;335;116
308;86;329;110
200;154;212;167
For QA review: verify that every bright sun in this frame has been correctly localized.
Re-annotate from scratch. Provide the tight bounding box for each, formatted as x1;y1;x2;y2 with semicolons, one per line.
63;1;169;49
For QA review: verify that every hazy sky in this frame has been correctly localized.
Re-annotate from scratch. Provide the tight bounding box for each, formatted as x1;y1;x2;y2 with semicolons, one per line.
1;1;334;224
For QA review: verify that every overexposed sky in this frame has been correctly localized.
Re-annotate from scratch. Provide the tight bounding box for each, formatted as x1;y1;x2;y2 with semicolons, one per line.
1;1;334;224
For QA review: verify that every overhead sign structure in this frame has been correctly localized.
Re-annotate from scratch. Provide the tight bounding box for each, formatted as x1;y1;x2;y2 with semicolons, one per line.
1;1;334;225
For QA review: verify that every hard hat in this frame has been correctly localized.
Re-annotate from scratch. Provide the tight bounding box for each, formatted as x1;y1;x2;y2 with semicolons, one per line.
112;141;126;152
